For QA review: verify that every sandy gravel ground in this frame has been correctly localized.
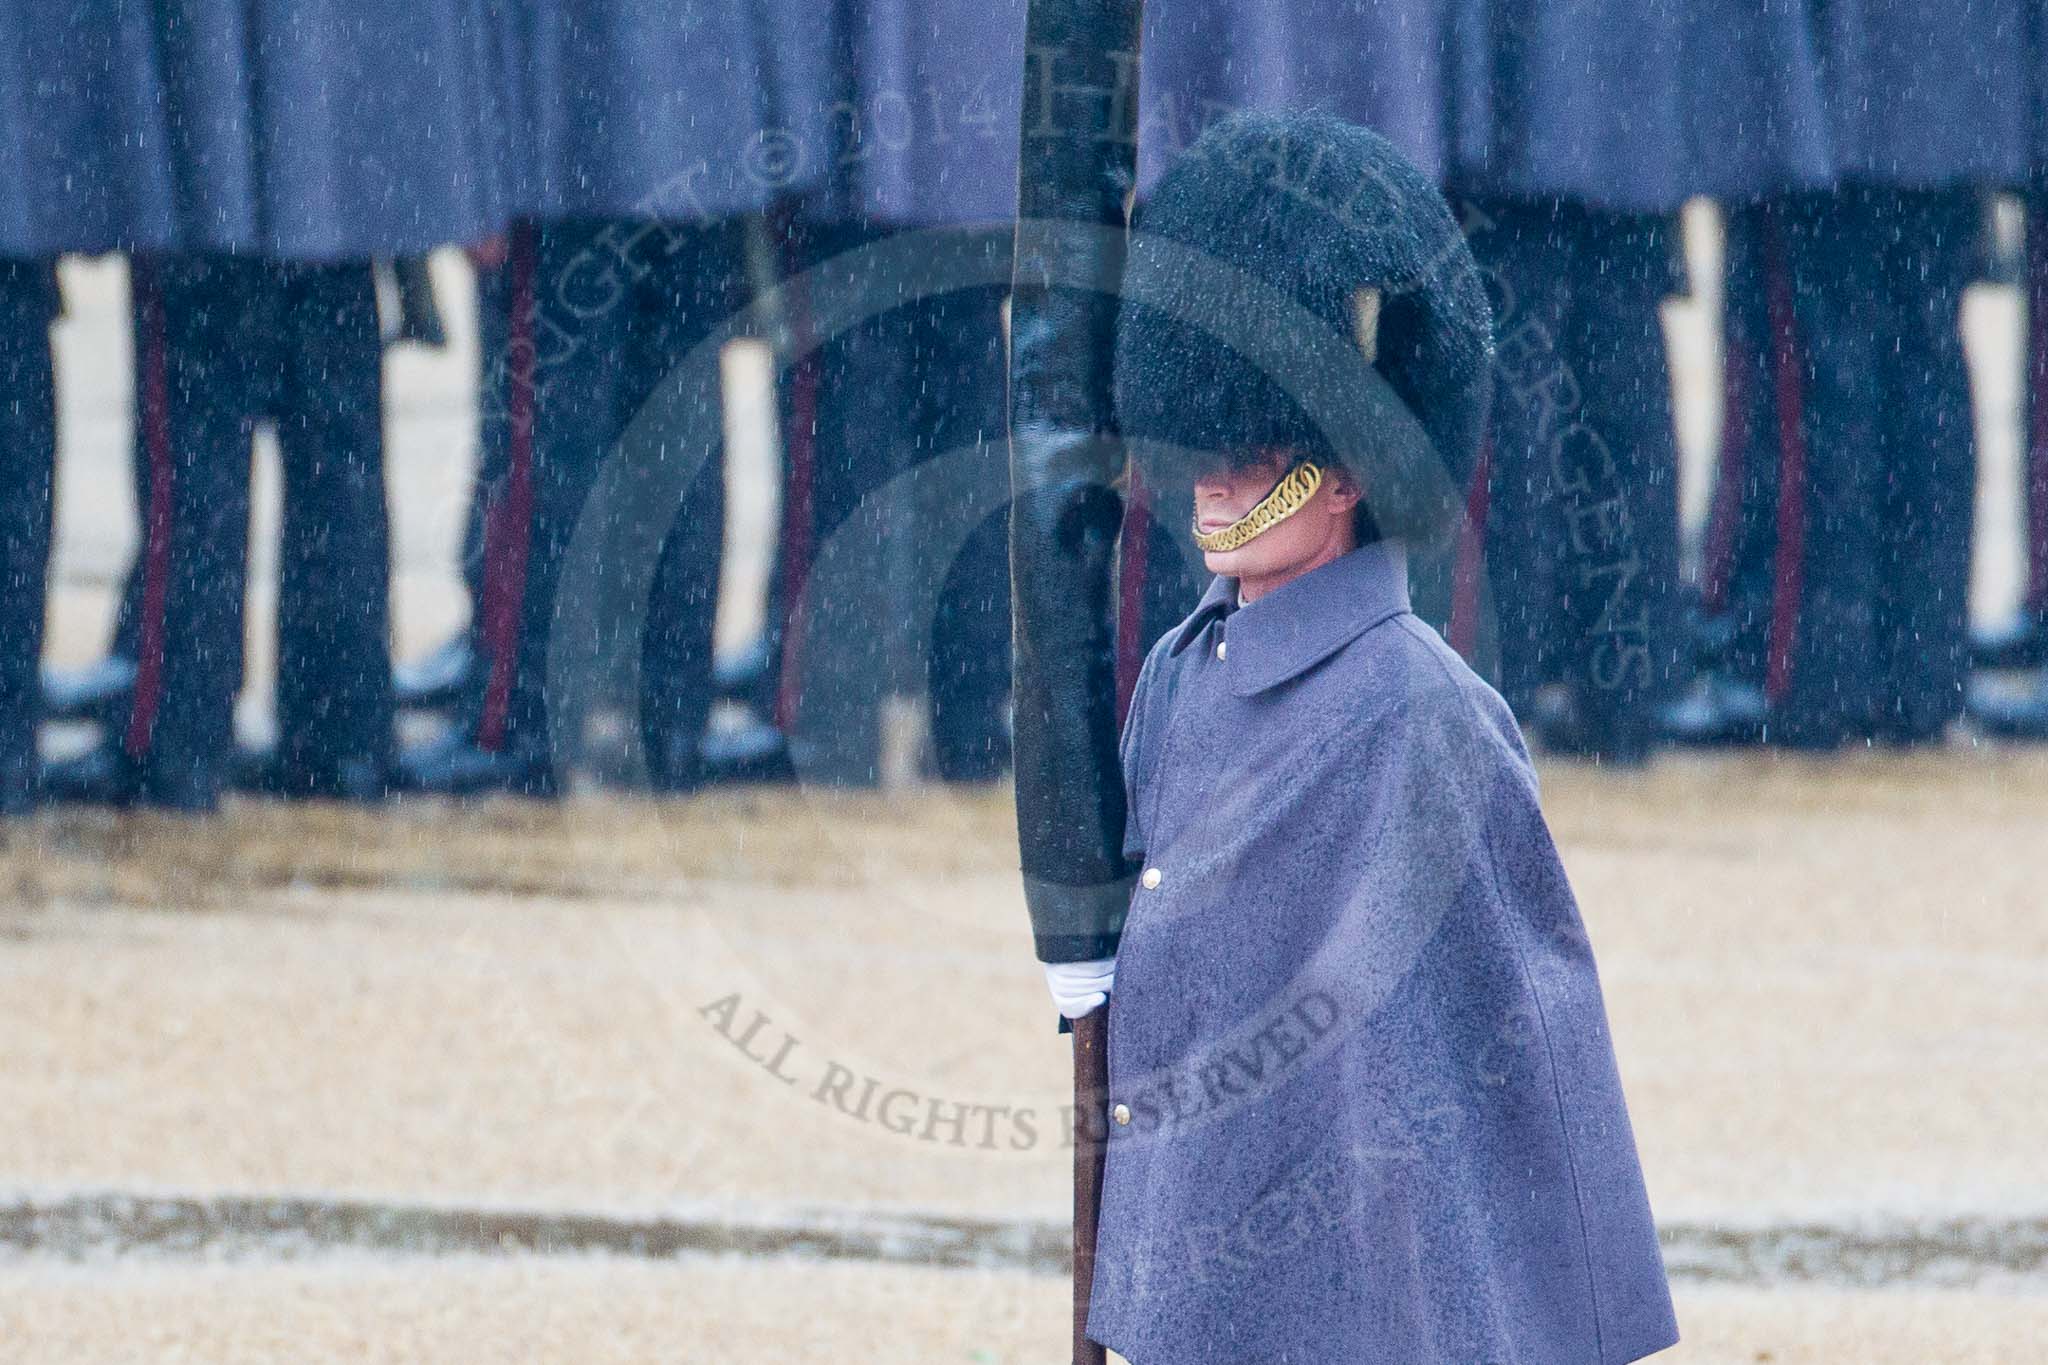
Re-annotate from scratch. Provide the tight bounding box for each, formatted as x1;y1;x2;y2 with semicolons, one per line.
4;1257;2047;1364
4;752;2047;1226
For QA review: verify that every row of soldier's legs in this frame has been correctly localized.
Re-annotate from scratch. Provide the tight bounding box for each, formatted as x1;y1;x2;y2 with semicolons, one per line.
115;253;392;803
1470;197;1685;757
444;212;1027;789
18;223;1197;807
1705;188;1978;744
422;209;1203;791
0;260;59;809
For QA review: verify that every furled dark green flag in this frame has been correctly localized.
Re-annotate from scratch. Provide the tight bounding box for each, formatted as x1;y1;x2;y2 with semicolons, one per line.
1007;3;1143;1360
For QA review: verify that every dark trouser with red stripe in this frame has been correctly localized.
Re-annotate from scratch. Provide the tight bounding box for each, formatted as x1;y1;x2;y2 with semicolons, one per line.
467;216;745;779
776;215;978;784
0;259;59;797
775;217;1207;784
1468;198;1686;750
460;250;511;648
124;253;393;800
1705;189;1979;744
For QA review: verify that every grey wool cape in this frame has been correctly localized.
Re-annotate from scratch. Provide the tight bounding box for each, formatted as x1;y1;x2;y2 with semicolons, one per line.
1088;539;1679;1365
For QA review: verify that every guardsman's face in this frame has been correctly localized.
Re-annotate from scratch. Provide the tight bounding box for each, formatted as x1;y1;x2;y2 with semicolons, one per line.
1192;449;1361;586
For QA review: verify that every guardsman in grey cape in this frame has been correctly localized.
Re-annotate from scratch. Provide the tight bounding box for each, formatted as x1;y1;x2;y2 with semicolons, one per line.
1055;111;1679;1364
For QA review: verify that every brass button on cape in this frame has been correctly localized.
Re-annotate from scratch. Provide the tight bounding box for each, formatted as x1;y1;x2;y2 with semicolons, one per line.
1140;866;1162;890
1112;1103;1131;1126
1216;639;1228;661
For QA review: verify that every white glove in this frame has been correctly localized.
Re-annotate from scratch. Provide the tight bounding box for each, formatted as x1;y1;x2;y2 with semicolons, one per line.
1044;956;1117;1019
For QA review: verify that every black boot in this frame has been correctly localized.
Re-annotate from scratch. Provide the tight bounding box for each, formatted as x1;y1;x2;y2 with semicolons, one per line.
393;633;478;711
40;742;142;808
1660;673;1770;747
41;655;137;725
1529;686;1655;768
712;637;777;714
316;755;395;803
1968;674;2048;740
233;746;393;802
42;742;223;813
697;718;796;786
230;745;286;796
141;752;226;815
1970;611;2048;671
394;732;558;798
645;724;707;795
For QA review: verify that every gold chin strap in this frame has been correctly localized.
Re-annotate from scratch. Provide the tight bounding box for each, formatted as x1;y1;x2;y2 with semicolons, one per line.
1190;460;1325;553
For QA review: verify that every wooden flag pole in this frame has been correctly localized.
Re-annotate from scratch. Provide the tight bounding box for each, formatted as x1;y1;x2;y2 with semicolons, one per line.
1069;1008;1111;1363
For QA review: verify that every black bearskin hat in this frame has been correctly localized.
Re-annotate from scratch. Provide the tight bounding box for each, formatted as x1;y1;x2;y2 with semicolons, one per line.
1115;111;1494;544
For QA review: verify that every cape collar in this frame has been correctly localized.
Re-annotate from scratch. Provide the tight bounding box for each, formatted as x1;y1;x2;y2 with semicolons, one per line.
1168;539;1412;696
